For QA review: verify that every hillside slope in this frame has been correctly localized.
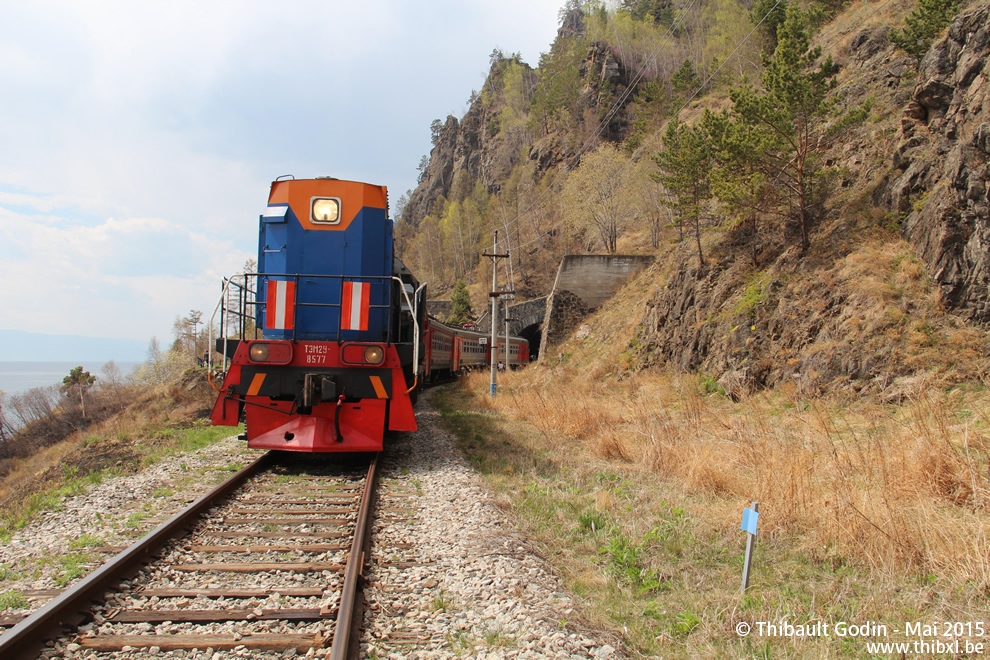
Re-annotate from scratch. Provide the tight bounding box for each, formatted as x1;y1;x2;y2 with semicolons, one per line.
631;0;990;397
400;0;990;395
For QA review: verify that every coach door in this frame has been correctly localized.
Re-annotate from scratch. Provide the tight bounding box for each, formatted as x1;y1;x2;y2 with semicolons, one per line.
452;337;461;372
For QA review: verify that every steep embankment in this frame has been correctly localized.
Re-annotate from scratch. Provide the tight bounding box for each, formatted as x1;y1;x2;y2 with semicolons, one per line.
403;0;990;396
630;1;990;398
884;4;990;318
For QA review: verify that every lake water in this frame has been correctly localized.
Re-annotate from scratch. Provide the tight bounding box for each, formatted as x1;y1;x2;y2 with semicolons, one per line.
0;361;140;396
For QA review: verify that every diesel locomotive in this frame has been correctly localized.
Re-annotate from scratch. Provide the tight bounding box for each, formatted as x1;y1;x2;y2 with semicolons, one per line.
209;177;425;453
208;176;528;454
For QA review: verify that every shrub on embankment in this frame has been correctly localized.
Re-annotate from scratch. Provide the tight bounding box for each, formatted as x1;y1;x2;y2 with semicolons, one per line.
0;356;227;540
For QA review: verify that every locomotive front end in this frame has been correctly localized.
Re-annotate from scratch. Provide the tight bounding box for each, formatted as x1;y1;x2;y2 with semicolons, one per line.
209;177;424;453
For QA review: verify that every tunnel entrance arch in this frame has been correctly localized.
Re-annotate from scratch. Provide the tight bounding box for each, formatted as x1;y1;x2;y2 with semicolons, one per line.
517;323;542;361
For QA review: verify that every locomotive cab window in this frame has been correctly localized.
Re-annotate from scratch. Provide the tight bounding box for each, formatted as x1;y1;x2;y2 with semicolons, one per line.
311;197;341;224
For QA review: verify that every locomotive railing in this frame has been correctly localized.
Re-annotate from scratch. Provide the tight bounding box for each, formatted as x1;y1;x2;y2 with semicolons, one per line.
217;275;260;343
208;272;424;387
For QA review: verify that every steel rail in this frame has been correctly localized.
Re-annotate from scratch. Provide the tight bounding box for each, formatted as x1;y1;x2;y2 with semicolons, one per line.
0;451;274;660
328;453;379;660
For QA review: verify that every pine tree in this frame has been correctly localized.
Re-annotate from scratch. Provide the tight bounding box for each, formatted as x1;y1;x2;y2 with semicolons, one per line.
671;59;701;94
750;0;788;51
448;279;475;324
62;366;96;418
891;0;959;63
703;109;777;265
653;117;713;268
729;5;836;250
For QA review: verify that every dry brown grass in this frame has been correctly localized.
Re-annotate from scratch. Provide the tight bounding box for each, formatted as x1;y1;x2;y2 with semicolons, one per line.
482;366;990;586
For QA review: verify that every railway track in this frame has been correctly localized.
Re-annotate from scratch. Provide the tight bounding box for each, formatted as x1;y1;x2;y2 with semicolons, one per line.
0;451;380;659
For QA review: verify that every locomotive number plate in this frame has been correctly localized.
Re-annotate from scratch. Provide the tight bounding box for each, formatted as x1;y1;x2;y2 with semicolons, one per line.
303;344;330;365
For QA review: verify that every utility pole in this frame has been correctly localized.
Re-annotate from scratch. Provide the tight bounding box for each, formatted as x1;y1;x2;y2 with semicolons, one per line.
482;230;509;396
503;297;518;368
504;298;510;369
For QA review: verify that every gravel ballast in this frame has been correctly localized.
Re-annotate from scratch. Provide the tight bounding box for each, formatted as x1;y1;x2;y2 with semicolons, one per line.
363;392;622;659
0;393;624;658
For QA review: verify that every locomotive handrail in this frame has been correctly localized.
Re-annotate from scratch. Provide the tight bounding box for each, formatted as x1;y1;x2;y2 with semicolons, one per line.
209;272;424;383
207;274;239;389
392;278;426;391
208;273;258;385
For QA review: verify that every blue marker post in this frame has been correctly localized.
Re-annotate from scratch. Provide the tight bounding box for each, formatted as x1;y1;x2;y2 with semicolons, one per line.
741;502;759;594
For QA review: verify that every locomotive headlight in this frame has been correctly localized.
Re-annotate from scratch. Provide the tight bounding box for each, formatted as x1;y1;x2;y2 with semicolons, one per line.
249;343;270;361
312;198;340;224
364;346;384;365
341;342;384;365
247;342;293;363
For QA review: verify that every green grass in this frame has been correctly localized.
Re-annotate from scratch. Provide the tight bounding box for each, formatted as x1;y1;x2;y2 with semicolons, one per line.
0;480;90;541
69;533;104;549
733;269;768;319
0;420;243;541
141;422;242;466
32;551;97;588
482;625;514;648
430;590;453;612
174;423;237;452
0;564;22;583
52;552;95;587
0;590;28;611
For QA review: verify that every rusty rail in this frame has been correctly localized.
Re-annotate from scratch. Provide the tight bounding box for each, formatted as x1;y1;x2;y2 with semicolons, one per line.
329;453;379;660
0;452;273;660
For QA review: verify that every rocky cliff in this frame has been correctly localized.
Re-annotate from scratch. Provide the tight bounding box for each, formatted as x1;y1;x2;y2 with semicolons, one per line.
632;2;990;398
403;8;635;226
884;4;990;321
403;59;535;225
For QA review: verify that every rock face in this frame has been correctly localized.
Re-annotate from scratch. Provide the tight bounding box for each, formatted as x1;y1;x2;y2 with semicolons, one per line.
403;60;537;225
632;246;956;400
426;299;452;320
885;5;990;321
541;289;591;356
403;19;635;225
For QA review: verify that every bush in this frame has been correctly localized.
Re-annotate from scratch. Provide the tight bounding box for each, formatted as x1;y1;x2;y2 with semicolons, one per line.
891;0;960;63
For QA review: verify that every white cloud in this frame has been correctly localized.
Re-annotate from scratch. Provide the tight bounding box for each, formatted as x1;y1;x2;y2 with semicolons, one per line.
0;0;564;350
0;207;251;341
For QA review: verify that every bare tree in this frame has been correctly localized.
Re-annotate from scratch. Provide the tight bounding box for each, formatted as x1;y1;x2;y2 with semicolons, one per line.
101;360;128;412
184;310;203;356
0;390;9;445
561;143;636;254
6;386;60;427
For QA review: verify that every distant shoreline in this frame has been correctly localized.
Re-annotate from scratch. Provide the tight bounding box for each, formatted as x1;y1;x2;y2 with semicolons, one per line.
0;361;140;397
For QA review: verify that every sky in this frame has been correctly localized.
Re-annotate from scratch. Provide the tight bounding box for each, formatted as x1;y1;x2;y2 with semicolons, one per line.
0;0;565;359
